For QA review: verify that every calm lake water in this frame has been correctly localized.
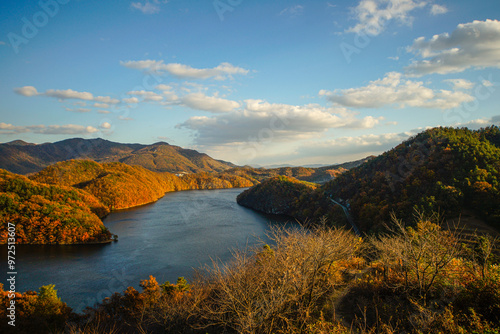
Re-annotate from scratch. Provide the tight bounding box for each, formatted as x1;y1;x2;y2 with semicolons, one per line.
0;188;292;312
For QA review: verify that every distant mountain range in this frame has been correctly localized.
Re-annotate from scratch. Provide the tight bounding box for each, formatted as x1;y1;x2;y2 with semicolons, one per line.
235;157;374;184
0;138;235;174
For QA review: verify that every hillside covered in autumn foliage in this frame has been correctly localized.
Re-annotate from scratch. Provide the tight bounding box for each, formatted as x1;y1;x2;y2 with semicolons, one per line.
0;169;111;244
323;126;500;232
4;126;499;245
30;160;180;210
0;159;258;244
30;160;256;211
238;126;500;233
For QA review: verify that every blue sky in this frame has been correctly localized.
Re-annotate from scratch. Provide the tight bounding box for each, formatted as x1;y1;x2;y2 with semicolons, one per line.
1;0;499;166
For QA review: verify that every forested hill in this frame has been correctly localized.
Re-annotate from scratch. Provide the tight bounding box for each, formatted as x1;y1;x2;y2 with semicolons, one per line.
237;176;319;217
1;160;256;244
30;160;179;210
30;160;255;211
0;138;235;174
0;169;112;244
237;126;500;233
324;126;500;231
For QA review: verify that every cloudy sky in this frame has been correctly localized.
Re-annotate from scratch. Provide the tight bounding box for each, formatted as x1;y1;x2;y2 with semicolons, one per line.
1;0;499;166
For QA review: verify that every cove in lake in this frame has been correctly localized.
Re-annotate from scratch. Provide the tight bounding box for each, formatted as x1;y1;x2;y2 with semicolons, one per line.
0;188;292;312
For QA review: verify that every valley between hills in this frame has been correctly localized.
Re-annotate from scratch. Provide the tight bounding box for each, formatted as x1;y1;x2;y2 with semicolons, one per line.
0;138;369;244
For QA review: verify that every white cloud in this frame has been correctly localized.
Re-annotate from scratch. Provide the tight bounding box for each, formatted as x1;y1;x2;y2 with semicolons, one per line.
181;93;240;113
145;95;164;102
345;0;427;36
123;97;139;104
94;103;110;108
320;72;474;109
45;89;94;100
0;123;30;134
228;130;417;166
120;60;249;80
482;80;494;87
454;115;500;129
180;82;207;93
100;122;112;129
166;62;249;80
279;5;304;17
155;84;173;91
14;86;39;97
131;2;159;14
127;90;164;102
36;125;98;135
163;91;179;100
66;108;91;113
350;115;384;128
98;110;111;114
443;79;474;90
120;59;162;71
155;84;179;102
430;4;448;15
130;0;168;14
406;19;500;76
0;123;98;135
296;131;414;158
94;96;120;104
15;86;120;104
177;99;382;145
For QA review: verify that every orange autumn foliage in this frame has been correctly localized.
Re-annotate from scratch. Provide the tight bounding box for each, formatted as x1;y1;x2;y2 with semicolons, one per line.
0;169;111;244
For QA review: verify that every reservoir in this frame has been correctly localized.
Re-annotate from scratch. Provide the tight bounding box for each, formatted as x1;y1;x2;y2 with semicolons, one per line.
0;188;291;312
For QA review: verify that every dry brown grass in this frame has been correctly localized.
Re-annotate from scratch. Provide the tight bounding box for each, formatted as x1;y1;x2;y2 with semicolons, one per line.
194;222;362;333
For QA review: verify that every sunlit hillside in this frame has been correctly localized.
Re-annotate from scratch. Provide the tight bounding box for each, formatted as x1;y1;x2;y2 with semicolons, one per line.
0;169;111;244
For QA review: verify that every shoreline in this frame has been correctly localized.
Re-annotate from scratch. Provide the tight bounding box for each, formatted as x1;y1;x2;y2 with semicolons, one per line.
4;187;252;246
109;185;252;212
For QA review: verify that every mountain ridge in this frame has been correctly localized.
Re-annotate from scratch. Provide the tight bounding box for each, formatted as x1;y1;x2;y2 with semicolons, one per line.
0;138;235;175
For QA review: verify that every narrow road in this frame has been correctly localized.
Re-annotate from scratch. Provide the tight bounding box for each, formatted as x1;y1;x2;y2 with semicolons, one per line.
328;197;361;236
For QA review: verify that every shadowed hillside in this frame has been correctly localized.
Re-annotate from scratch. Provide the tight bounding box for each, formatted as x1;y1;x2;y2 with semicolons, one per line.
237;176;318;217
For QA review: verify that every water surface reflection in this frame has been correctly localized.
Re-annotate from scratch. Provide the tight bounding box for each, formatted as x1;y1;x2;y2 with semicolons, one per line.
0;188;291;312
